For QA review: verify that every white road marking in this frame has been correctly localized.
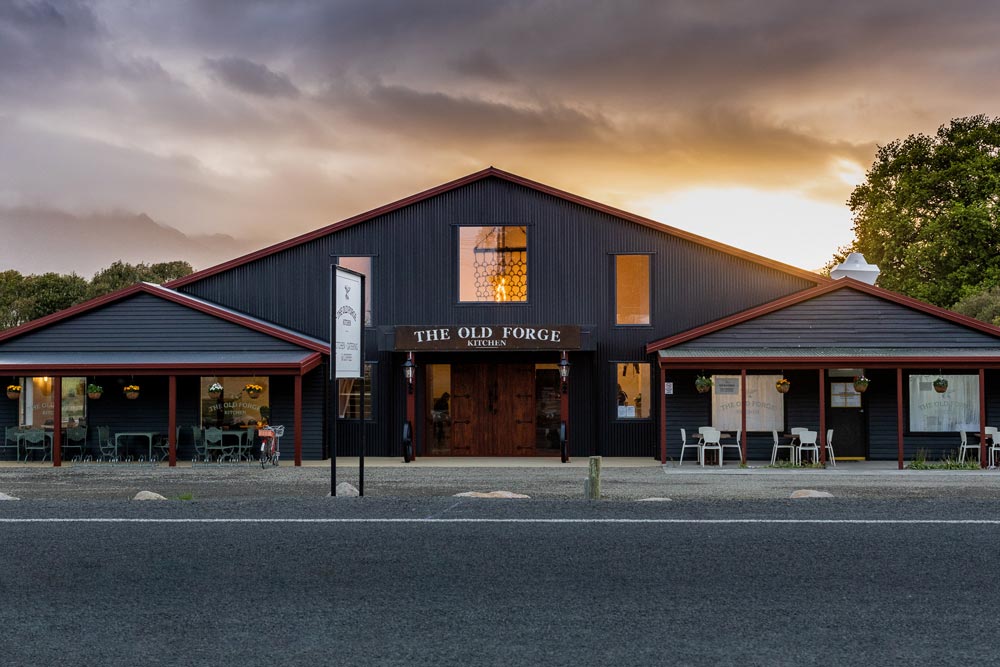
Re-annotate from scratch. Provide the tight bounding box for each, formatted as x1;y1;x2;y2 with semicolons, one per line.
0;518;999;524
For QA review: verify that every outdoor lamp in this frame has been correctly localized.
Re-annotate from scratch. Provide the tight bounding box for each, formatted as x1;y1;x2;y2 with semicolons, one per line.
558;351;571;394
403;352;415;394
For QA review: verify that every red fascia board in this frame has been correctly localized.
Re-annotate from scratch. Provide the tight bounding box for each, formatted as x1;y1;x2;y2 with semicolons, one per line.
657;357;1000;370
646;278;1000;353
166;166;825;289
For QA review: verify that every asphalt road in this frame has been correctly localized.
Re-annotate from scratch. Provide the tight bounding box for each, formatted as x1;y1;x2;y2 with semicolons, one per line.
3;498;1000;666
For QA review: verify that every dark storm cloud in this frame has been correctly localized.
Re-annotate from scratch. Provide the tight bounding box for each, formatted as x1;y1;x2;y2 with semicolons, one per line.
0;0;102;86
204;56;300;98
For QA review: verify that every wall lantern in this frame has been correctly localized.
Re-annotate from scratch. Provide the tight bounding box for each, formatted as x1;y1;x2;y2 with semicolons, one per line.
402;352;415;394
558;351;571;394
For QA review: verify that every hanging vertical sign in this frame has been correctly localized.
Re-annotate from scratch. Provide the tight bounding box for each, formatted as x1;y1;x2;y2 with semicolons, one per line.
332;266;363;380
331;265;366;497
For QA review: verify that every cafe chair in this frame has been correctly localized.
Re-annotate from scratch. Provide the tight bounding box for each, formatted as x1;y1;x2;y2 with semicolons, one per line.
97;426;118;460
770;430;794;465
958;431;978;463
2;426;20;461
153;434;169;461
62;426;88;460
825;429;836;467
678;428;700;465
204;427;225;462
700;428;723;467
721;429;742;463
21;429;50;462
987;427;1000;467
796;431;819;465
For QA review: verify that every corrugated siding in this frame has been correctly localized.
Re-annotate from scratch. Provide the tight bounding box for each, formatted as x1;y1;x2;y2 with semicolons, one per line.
180;177;817;456
675;290;1000;350
1;294;306;353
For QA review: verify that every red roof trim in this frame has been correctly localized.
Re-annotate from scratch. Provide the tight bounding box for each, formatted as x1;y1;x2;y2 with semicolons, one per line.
646;278;1000;353
0;283;328;354
656;357;1000;369
165;166;825;289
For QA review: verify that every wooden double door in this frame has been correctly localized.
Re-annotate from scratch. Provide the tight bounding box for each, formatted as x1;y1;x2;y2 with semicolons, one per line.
449;363;535;455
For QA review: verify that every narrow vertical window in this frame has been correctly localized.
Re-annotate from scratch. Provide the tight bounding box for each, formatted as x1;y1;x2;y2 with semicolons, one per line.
615;255;650;325
338;257;372;326
615;363;651;419
338;363;374;420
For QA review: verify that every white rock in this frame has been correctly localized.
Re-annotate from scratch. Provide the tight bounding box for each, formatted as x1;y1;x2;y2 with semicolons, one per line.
332;482;360;497
0;492;20;501
133;490;167;501
454;490;531;499
790;489;834;499
637;497;673;502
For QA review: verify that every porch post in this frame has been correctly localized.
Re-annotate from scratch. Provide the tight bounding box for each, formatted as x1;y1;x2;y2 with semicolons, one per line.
407;353;417;461
740;369;747;464
168;375;177;467
980;369;987;468
52;376;62;467
819;369;826;465
294;373;303;466
660;363;667;464
896;368;904;470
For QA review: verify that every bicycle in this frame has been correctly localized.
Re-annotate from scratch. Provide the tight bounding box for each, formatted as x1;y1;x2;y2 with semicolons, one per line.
259;425;284;468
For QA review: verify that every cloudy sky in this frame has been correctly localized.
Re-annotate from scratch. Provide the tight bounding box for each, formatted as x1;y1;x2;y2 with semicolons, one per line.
1;0;997;276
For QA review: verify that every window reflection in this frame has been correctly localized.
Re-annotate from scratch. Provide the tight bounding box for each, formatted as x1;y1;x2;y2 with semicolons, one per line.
459;226;528;302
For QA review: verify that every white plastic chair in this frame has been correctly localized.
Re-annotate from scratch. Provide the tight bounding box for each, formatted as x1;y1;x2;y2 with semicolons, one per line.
987;427;1000;467
958;431;978;463
721;429;742;464
796;430;819;465
770;430;794;464
678;428;700;466
825;428;836;467
700;428;722;467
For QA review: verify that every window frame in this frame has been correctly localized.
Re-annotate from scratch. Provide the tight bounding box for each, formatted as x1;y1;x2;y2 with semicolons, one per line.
454;224;531;306
612;253;653;327
337;362;376;421
907;373;980;433
611;361;653;421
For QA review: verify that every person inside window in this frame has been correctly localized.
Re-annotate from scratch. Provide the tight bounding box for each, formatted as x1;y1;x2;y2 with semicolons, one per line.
617;384;628;406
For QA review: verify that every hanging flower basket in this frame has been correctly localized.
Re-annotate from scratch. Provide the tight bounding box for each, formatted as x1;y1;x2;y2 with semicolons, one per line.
694;375;713;394
124;384;140;400
933;377;948;393
208;382;224;399
244;383;264;400
853;376;870;393
775;378;791;394
6;385;21;400
87;383;103;400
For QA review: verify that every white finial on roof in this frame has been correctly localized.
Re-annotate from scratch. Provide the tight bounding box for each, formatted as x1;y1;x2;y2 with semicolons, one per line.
830;252;880;285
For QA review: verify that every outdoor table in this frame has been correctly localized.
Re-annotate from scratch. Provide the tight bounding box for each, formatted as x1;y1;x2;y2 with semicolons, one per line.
114;431;160;460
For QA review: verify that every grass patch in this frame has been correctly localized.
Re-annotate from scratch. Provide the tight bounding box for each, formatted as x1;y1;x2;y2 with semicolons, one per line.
906;449;982;470
174;492;194;501
765;460;825;469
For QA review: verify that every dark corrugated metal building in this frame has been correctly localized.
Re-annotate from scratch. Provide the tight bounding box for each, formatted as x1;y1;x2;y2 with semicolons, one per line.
2;167;999;466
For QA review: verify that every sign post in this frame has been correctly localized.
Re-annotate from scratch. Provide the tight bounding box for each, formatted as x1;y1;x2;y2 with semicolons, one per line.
331;265;365;496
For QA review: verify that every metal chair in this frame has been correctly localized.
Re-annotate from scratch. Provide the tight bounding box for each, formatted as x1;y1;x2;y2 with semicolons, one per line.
770;430;794;464
700;428;722;467
204;427;225;462
721;429;742;463
63;426;88;460
153;433;169;461
796;430;819;464
825;428;836;467
97;426;118;460
678;428;700;465
2;426;20;461
21;429;50;461
987;427;1000;468
958;431;979;463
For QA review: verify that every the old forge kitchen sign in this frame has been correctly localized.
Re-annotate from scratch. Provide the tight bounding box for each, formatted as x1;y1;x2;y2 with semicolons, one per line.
394;325;580;351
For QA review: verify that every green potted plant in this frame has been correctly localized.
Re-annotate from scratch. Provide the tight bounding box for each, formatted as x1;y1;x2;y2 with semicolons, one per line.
6;384;22;400
775;378;791;394
208;382;224;399
853;376;870;393
87;383;103;399
123;384;140;400
933;377;948;393
694;375;713;394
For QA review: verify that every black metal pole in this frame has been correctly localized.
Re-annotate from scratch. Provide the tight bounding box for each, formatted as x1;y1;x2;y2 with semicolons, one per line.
359;273;366;497
330;264;337;496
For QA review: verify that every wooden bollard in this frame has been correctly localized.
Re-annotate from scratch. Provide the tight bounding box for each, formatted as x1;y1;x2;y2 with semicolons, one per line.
586;456;602;500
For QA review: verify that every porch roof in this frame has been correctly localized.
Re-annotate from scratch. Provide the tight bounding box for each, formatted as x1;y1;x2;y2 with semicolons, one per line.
0;350;323;375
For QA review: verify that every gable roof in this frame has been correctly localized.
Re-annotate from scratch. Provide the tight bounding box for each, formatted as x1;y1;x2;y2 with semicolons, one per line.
646;278;1000;367
0;282;328;354
166;166;825;289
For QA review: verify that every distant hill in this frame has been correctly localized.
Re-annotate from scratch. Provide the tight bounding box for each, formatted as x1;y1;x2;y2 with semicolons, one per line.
0;207;264;277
